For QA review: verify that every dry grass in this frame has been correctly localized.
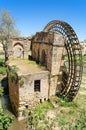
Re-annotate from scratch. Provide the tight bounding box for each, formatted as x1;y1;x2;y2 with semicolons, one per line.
8;59;47;75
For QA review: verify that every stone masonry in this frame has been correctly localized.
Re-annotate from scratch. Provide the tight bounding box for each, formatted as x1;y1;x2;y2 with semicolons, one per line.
7;37;31;59
8;31;65;120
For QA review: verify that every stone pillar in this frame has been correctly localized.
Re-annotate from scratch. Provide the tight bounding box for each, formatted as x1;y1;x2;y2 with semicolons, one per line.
49;33;65;96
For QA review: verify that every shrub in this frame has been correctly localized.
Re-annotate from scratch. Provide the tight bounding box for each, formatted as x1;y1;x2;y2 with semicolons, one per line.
8;65;19;81
0;67;6;75
0;109;14;130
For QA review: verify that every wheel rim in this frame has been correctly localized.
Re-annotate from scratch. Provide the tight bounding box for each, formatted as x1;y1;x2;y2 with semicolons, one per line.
43;20;83;101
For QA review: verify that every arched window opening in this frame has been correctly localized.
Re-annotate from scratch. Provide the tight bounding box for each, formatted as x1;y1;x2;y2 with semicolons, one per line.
41;50;47;66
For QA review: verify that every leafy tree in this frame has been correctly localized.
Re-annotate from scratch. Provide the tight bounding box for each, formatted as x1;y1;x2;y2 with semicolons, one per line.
0;9;19;63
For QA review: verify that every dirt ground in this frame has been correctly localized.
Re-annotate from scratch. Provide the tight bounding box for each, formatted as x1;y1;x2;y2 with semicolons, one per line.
8;59;46;75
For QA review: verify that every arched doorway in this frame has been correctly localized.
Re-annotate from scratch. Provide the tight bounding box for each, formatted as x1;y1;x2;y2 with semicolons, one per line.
13;43;24;58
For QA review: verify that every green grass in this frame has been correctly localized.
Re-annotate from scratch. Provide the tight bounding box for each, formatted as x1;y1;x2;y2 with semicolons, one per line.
0;109;14;130
26;91;86;130
27;101;54;129
55;92;86;130
57;97;78;107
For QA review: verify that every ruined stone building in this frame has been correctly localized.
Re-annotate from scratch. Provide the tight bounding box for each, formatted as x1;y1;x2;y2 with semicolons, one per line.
8;31;65;120
7;20;82;120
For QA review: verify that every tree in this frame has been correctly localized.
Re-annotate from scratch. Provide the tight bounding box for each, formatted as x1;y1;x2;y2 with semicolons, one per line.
0;9;19;63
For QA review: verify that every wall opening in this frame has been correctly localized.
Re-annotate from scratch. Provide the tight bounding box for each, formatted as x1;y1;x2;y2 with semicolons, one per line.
13;43;24;58
41;50;47;66
34;80;40;92
40;99;42;103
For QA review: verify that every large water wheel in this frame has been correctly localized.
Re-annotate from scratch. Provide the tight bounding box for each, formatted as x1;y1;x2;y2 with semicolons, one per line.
43;20;83;101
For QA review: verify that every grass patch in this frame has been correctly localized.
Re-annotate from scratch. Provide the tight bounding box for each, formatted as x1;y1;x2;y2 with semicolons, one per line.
27;101;54;128
58;97;78;108
56;110;86;130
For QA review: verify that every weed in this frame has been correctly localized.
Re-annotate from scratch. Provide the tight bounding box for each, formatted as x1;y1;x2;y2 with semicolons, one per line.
8;65;19;81
27;101;54;128
19;76;25;86
58;97;78;108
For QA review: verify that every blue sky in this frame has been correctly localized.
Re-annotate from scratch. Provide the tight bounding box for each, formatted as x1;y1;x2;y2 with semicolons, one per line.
0;0;86;41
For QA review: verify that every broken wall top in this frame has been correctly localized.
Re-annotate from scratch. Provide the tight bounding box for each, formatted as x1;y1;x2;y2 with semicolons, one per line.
32;31;65;46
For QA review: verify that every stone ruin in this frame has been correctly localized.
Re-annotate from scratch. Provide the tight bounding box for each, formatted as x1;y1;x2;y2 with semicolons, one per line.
7;37;31;59
7;20;83;120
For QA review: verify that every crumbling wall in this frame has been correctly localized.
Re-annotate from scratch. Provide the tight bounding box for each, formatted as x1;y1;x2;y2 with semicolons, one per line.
8;71;19;117
7;37;31;59
32;32;65;97
8;65;49;120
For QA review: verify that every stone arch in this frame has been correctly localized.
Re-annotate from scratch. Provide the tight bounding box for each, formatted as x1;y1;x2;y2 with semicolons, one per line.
43;20;83;101
13;42;24;58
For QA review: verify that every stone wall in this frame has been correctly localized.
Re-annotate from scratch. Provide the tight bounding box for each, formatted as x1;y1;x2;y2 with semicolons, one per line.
18;71;49;120
80;41;86;55
8;31;65;120
8;74;19;117
32;42;53;71
32;31;54;71
8;66;49;120
32;32;65;97
7;37;31;59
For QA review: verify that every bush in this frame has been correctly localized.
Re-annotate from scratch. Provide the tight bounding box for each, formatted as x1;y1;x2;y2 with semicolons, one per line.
0;109;14;130
8;65;19;80
0;67;6;75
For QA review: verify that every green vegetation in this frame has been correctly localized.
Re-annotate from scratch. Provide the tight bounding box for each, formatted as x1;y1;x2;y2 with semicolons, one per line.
26;101;54;129
8;65;19;81
26;93;86;130
0;58;5;66
0;67;6;75
57;97;78;107
0;9;19;62
24;54;86;130
0;87;3;96
0;80;14;130
19;76;25;86
0;58;6;75
0;109;14;130
55;95;86;130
